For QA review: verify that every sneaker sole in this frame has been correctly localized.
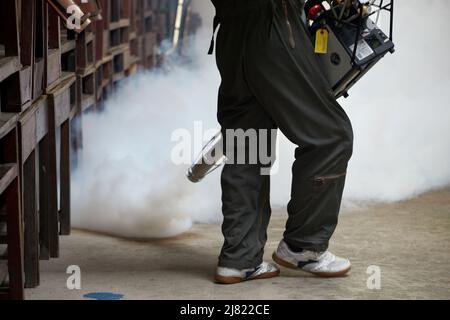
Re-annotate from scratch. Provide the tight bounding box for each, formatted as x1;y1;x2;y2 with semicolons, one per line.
214;269;280;285
272;252;351;278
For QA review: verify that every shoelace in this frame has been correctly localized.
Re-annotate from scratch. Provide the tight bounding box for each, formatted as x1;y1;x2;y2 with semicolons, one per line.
314;251;336;270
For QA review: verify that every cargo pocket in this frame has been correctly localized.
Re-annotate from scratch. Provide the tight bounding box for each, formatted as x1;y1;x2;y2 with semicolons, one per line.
313;172;347;194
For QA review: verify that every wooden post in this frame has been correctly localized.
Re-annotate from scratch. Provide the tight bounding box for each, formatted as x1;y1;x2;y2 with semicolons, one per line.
0;125;23;300
46;73;75;236
22;150;39;288
59;119;71;235
46;102;59;259
5;177;24;300
18;107;40;288
38;134;50;260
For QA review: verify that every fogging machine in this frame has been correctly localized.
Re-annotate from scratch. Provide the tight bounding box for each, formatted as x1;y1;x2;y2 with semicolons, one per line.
305;0;395;98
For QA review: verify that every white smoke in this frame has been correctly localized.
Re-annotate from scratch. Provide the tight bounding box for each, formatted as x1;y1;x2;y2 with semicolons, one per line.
190;0;214;24
71;40;223;238
342;0;450;201
72;0;450;238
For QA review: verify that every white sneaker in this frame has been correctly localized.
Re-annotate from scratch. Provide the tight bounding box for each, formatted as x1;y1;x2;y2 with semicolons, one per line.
272;240;351;277
215;261;280;284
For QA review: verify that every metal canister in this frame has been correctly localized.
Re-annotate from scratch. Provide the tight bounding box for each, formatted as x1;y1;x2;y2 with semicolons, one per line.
187;131;227;183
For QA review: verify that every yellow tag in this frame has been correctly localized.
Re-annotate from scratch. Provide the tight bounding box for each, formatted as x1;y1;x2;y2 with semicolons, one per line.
315;28;329;54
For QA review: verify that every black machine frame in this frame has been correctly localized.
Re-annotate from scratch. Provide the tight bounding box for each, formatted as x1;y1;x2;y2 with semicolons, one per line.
349;0;394;65
303;0;395;98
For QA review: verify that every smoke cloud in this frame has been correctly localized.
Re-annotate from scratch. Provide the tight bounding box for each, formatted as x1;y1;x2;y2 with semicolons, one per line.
72;0;450;238
71;40;223;238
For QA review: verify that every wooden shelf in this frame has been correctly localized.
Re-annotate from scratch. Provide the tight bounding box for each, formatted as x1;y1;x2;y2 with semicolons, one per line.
0;57;21;83
0;113;18;140
61;71;77;83
108;43;129;56
61;39;76;54
69;106;78;120
77;65;96;78
81;94;95;112
47;65;75;95
0;0;191;300
129;55;140;65
0;251;6;261
109;19;130;31
86;32;95;44
0;164;17;195
94;55;113;69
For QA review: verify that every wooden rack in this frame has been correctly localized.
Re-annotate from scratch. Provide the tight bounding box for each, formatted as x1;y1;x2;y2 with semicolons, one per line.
0;0;193;299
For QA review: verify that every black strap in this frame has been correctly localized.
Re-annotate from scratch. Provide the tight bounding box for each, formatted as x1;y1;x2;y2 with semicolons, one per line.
207;15;220;55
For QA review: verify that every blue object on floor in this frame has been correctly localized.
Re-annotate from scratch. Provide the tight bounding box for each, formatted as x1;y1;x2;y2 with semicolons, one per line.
83;292;124;300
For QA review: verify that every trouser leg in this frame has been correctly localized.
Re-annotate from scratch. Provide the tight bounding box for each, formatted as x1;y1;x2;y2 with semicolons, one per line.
243;0;354;252
218;105;277;269
219;162;272;269
215;12;277;268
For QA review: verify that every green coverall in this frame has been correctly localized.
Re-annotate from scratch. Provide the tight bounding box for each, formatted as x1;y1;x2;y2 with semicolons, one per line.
211;0;353;269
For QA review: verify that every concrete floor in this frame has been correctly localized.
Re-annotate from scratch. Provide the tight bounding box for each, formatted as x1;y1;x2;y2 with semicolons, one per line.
27;188;450;300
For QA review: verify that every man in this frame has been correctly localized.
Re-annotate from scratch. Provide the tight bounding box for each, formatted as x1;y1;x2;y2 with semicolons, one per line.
210;0;354;284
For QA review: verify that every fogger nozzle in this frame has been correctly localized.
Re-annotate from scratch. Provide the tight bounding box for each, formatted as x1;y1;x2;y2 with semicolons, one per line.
187;132;227;183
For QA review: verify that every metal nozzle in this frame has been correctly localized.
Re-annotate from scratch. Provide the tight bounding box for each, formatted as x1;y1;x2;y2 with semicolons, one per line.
186;131;226;183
